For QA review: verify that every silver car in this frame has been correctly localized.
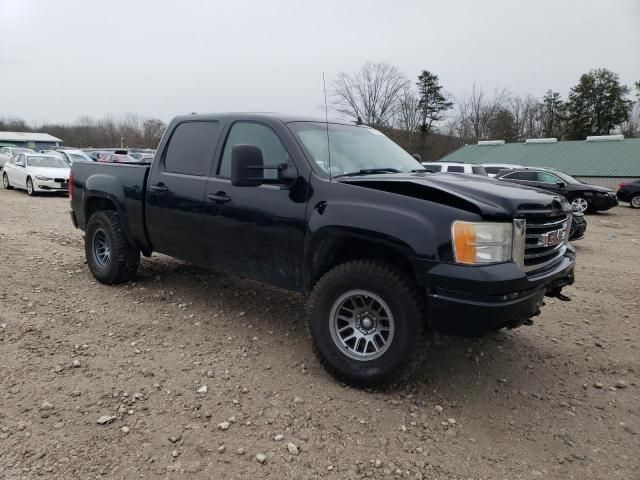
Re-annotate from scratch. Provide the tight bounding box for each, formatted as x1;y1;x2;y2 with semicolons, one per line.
0;146;35;169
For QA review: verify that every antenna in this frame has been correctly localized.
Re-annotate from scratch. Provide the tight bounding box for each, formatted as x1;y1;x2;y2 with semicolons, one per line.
322;72;332;181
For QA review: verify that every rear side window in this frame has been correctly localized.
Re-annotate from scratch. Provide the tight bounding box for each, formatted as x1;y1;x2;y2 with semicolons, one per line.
484;166;501;174
447;165;464;173
472;166;487;175
163;121;219;176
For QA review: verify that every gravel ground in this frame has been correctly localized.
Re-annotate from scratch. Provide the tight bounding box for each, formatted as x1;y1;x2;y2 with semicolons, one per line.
1;188;639;480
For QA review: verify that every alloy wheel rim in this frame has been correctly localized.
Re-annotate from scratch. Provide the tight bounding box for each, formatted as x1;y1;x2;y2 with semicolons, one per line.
571;197;588;213
329;289;395;361
2;174;7;188
92;229;111;267
632;196;640;208
27;179;33;194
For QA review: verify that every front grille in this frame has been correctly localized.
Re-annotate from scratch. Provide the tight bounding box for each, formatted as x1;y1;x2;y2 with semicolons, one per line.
54;178;66;183
523;215;570;273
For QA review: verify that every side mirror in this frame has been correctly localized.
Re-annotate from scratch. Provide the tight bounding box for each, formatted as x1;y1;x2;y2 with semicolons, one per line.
412;153;422;161
16;162;25;167
231;144;298;188
231;145;264;187
556;181;565;188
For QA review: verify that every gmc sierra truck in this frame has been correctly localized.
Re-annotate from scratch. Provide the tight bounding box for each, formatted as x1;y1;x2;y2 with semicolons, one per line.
70;113;575;387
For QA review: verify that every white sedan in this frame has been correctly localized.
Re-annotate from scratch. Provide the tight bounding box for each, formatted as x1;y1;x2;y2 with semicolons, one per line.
2;153;70;195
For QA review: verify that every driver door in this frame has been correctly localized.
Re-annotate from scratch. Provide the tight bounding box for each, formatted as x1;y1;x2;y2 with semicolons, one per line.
203;121;307;290
533;171;565;194
11;154;28;188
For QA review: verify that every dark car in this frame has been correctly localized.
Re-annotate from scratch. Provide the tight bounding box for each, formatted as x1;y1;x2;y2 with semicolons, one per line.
616;180;640;209
495;167;617;213
70;113;575;388
569;212;587;241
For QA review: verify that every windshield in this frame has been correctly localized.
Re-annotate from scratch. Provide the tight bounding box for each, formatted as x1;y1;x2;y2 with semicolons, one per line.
26;156;69;168
288;122;422;176
552;171;582;185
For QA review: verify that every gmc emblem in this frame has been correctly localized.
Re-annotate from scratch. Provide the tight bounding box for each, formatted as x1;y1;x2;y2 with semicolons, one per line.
543;227;566;247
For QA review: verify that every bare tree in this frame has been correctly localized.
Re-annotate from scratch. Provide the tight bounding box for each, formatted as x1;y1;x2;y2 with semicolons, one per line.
394;87;421;151
331;62;409;127
510;95;542;140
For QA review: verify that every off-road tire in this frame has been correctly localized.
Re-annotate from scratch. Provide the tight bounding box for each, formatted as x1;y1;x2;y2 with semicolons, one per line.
85;211;140;284
307;260;425;388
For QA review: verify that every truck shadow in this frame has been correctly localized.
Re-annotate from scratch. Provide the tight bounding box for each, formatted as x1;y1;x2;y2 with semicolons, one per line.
134;256;570;403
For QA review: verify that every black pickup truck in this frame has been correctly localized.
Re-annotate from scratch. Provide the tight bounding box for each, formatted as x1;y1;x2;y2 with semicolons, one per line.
70;113;576;387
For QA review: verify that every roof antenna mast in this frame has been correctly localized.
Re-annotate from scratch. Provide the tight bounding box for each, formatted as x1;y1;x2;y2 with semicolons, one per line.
323;72;332;181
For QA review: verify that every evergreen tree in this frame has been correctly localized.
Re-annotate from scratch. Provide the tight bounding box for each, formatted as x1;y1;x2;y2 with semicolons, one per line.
416;70;452;150
487;108;518;142
564;68;632;139
538;90;565;139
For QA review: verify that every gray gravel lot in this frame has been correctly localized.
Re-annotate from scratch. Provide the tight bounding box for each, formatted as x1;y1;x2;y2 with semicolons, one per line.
0;188;639;479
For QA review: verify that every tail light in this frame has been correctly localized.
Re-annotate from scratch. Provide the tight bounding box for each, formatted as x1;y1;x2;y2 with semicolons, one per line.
618;182;627;190
69;172;73;199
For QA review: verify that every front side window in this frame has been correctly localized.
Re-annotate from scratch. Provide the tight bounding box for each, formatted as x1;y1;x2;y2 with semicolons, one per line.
289;122;421;177
472;166;487;175
218;122;289;179
536;172;560;184
164;121;219;176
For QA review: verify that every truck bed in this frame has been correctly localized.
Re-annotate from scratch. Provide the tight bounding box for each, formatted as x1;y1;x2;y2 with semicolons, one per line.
70;161;152;253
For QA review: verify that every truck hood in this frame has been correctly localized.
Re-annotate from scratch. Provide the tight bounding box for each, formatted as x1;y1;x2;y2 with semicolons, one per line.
338;173;572;218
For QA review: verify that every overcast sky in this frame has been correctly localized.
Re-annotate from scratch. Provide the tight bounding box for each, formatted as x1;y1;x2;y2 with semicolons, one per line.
1;0;639;124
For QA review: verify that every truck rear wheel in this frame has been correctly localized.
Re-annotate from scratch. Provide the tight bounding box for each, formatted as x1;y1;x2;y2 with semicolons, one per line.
85;211;140;284
307;260;425;388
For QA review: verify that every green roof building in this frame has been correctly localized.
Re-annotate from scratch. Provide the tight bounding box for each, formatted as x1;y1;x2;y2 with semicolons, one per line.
439;135;640;189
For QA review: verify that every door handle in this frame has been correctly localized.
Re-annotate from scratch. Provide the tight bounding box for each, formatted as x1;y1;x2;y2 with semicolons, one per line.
150;183;168;193
208;192;231;203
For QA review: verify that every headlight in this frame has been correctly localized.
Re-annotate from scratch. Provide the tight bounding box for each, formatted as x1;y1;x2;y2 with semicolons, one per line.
35;175;52;181
451;221;514;264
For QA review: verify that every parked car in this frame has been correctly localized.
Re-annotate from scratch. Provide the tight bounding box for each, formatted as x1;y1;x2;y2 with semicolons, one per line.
70;113;576;388
128;151;155;160
85;150;112;161
0;146;35;169
421;162;488;176
569;212;587;241
2;153;70;195
616;180;640;209
98;153;143;163
482;163;524;178
42;149;94;165
495;167;618;213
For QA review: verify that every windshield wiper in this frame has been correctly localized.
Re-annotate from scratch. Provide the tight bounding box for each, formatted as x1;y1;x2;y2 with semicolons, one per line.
410;168;432;173
334;168;401;178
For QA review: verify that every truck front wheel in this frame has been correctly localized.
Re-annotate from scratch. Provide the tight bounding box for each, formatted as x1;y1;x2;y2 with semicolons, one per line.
307;260;425;388
85;211;140;284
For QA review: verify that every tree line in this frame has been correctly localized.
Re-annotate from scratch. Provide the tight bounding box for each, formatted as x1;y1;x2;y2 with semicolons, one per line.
332;63;640;159
2;67;638;159
0;114;167;149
